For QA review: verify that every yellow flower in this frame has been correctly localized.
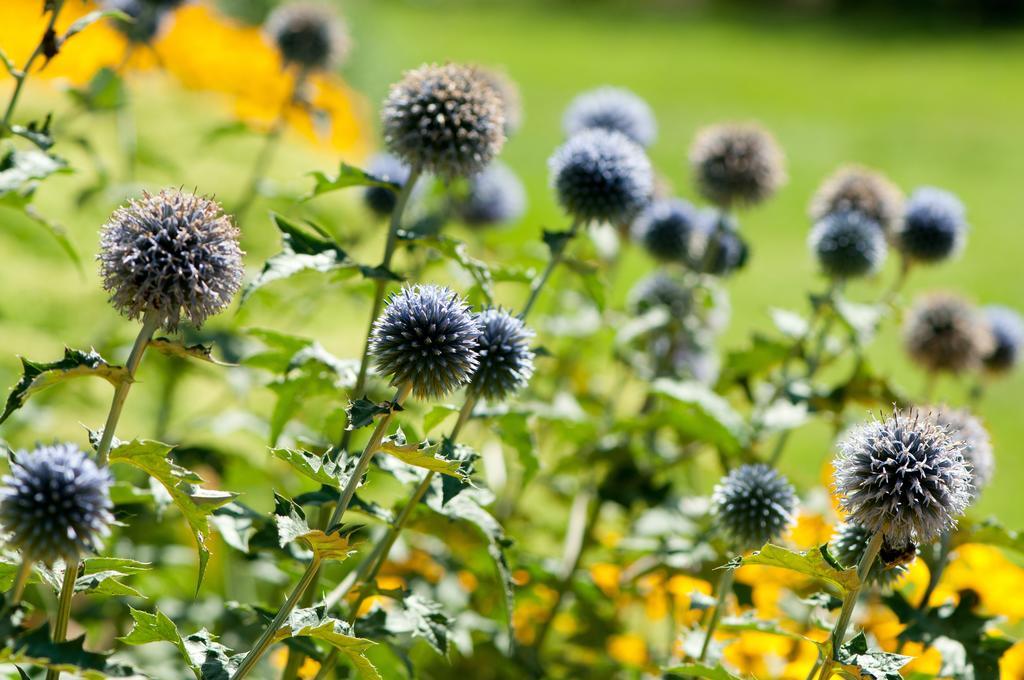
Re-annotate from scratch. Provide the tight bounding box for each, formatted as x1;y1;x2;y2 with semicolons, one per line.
787;510;833;550
607;633;648;668
1000;641;1024;679
270;648;321;679
666;574;713;625
590;562;622;598
932;544;1024;621
722;631;792;678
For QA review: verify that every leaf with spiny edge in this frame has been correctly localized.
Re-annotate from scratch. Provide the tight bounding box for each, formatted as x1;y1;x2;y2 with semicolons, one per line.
269;606;380;680
1;626;140;679
732;544;859;596
273;494;355;561
119;606;236;680
379;427;466;479
304;162;400;200
149;338;236;366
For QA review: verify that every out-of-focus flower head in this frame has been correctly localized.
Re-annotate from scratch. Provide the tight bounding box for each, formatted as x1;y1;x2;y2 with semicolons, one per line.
808;210;888;279
265;1;350;71
895;187;968;264
689;122;786;209
457;161;527;228
903;292;993;375
563;86;657;147
809;164;903;236
982;305;1024;374
631;198;698;263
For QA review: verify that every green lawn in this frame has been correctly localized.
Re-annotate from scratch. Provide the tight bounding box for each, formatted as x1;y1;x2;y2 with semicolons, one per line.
3;0;1023;525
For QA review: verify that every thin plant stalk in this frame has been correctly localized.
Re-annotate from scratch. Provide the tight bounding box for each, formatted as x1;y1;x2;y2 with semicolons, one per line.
96;311;161;466
0;0;66;136
5;559;33;607
44;559;79;680
917;530;952;612
519;219;581;321
817;531;884;680
698;567;736;663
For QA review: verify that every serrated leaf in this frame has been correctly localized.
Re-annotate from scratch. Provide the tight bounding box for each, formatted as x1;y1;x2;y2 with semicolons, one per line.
149;338;236;366
269;606;380;680
836;633;911;680
271;447;350;487
0;347;128;424
663;663;742;680
650;378;749;455
273;494;354;561
108;438;237;592
119;606;235;680
0;148;68;196
305;162;400;200
379;428;464;479
347;397;394;430
2;626;138;679
375;593;451;656
73;557;151;597
61;9;131;42
739;543;859;596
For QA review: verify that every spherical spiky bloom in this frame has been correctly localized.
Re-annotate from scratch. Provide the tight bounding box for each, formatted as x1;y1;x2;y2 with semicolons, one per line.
808;165;904;236
895;187;968;264
631;198;698;263
458;162;527;228
831;522;910;588
808;210;888;279
711;464;796;551
903;293;993;375
833;411;973;546
982;305;1024;373
468;308;535;402
479;68;523;137
265;2;350;71
930;407;994;497
628;271;694;319
562;87;657;148
549;129;653;225
689;122;786;209
0;443;114;565
363;153;412;217
382;63;506;180
103;0;172;43
369;285;481;400
689;209;749;276
98;189;244;331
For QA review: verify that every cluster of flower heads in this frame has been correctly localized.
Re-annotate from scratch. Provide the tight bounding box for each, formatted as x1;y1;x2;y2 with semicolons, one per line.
370;285;535;403
265;1;350;72
711;463;797;552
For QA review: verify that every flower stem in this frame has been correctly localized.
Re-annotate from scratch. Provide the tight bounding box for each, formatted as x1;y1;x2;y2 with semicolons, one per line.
96;311;160;466
44;559;78;680
917;530;952;612
817;531;883;680
519;219;581;322
5;559;33;607
0;0;65;136
698;566;735;663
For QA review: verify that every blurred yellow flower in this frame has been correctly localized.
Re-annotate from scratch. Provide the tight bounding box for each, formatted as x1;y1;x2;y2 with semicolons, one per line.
788;510;833;550
607;633;648;668
932;544;1024;621
590;562;622;598
1001;641;1024;679
722;631;791;678
270;647;321;679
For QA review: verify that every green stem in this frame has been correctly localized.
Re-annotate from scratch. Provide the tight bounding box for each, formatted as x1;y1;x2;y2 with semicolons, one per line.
96;311;160;466
5;559;33;607
1;0;65;136
918;531;951;612
44;559;78;680
817;531;883;680
519;220;581;322
698;567;735;663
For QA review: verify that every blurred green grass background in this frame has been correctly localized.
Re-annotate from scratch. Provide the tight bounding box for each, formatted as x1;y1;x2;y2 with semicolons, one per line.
2;0;1023;524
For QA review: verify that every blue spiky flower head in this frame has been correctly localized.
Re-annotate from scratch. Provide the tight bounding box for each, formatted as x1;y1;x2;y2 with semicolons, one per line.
831;522;911;588
468;308;535;402
103;0;175;43
363;153;412;217
808;210;888;279
369;285;481;400
711;464;796;551
689;122;786;209
631;198;698;263
895;187;967;264
265;1;350;71
98;189;244;331
982;305;1024;374
809;165;904;237
458;162;527;228
0;443;114;565
549;128;653;225
930;406;994;499
562;86;657;148
628;271;694;319
382;63;506;180
903;293;993;375
833;410;972;546
689;209;749;276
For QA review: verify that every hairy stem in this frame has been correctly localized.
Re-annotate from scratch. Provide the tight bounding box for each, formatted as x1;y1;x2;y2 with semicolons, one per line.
519;220;581;322
96;311;160;466
5;559;33;607
698;567;736;663
1;0;65;136
44;559;78;680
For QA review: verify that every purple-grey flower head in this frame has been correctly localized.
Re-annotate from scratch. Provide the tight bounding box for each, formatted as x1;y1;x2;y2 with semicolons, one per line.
808;210;888;279
369;285;481;400
895;187;968;264
363;153;412;217
929;406;994;498
382;63;506;180
479;68;523;136
982;305;1024;374
903;293;993;375
689;122;786;209
265;2;350;71
831;522;911;588
689;209;749;276
468;308;535;402
457;161;527;228
809;165;904;237
631;198;698;263
563;86;657;148
711;464;796;551
628;271;694;319
833;410;972;546
0;443;114;565
103;0;174;43
549;128;653;225
99;189;244;331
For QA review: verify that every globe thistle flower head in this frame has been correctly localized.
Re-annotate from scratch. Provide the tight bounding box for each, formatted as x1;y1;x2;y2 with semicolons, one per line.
930;406;994;498
98;189;244;331
265;2;350;71
468;308;535;402
103;0;172;43
628;271;694;319
549;128;653;225
563;86;657;148
895;187;968;264
479;68;523;136
382;63;506;180
363;153;412;217
982;305;1024;373
631;198;698;263
689;122;786;209
903;293;993;375
831;522;910;588
458;162;527;228
711;464;796;551
809;165;904;236
689;209;749;276
833;410;973;546
808;210;888;279
0;443;114;565
369;285;481;400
